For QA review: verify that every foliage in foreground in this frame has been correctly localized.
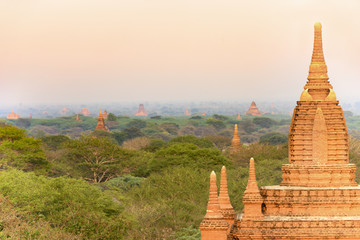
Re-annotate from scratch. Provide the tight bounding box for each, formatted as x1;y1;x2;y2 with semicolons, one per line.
0;169;133;239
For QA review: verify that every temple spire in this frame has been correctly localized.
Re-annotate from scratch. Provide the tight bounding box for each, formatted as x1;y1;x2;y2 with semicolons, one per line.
305;22;333;100
230;124;242;154
242;158;263;220
200;171;228;240
219;166;235;227
95;109;109;131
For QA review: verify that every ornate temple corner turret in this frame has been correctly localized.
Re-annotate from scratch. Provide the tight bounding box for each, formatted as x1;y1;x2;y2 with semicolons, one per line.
241;158;264;221
95;109;109;132
200;171;228;240
218;166;235;228
229;124;242;154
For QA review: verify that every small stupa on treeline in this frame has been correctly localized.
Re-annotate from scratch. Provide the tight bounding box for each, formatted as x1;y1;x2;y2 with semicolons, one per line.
185;109;191;116
200;23;360;239
80;107;91;116
103;109;108;119
135;104;148;116
95;109;109;132
76;114;80;121
236;113;242;120
245;101;262;116
229;124;241;154
202;112;206;116
7;110;20;119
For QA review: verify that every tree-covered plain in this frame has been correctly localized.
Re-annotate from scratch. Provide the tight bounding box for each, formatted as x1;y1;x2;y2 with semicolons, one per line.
1;113;360;239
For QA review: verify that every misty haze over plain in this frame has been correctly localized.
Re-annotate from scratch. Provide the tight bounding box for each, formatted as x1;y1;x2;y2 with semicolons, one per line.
1;0;360;108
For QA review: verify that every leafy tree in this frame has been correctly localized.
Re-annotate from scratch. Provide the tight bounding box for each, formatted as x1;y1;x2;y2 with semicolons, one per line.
64;136;125;183
126;119;146;129
260;132;288;145
127;167;209;239
212;114;229;121
190;116;202;120
16;118;31;128
105;175;145;191
142;138;166;152
122;137;151;150
41;135;70;150
205;135;231;150
160;122;179;135
123;127;145;140
0;169;132;239
169;135;214;148
253;117;275;128
107;113;117;121
239;120;256;133
0;125;48;172
146;143;230;174
206;118;226;130
150;115;162;119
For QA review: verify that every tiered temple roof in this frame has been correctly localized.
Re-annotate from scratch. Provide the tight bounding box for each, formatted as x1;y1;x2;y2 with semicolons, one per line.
185;109;190;116
245;101;262;116
201;23;360;239
7;110;20;119
135;104;148;116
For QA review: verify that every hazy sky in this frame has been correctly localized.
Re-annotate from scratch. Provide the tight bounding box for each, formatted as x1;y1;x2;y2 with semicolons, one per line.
1;0;360;106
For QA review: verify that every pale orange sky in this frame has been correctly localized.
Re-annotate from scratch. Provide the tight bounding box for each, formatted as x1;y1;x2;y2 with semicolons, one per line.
0;0;360;106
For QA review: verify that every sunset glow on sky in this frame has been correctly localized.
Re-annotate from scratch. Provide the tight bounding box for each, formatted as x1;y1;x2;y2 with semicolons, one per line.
0;0;360;106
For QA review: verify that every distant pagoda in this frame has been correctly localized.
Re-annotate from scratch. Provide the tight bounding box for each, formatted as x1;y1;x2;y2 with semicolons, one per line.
135;104;148;116
59;107;70;115
236;113;242;120
245;101;262;116
80;107;91;116
7;110;20;119
95;109;109;132
103;109;108;119
185;109;191;116
76;114;80;121
229;124;241;154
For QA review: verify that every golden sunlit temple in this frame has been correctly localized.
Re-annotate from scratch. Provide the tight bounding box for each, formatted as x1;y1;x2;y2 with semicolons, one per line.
200;23;360;239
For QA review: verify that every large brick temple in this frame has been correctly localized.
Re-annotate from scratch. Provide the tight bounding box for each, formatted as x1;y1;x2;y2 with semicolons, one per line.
200;23;360;239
